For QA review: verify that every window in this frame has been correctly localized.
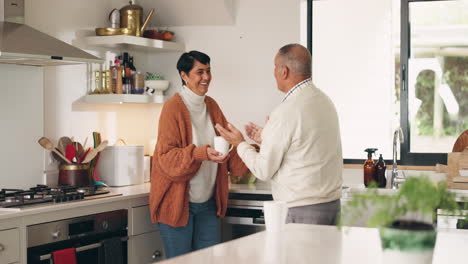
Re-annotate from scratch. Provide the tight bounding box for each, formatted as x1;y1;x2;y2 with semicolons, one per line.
308;0;468;165
401;0;468;164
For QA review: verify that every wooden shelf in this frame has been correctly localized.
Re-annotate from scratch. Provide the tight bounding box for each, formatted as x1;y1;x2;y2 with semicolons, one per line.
82;94;165;104
80;35;185;52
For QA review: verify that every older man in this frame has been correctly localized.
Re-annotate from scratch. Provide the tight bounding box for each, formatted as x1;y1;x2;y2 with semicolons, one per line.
216;43;343;225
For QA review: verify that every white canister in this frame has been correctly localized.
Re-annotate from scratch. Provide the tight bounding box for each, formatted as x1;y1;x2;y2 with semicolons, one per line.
97;145;144;186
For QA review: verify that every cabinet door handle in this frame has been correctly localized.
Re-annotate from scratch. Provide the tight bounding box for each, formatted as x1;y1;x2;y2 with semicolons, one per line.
0;243;4;252
152;250;162;259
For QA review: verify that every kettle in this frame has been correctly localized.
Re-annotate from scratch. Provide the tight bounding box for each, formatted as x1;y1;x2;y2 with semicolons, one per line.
119;0;154;37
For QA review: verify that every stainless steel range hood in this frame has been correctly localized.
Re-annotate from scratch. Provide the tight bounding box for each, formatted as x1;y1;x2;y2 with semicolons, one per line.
0;0;101;66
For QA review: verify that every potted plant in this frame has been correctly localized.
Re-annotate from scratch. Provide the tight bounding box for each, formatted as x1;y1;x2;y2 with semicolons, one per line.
339;176;468;264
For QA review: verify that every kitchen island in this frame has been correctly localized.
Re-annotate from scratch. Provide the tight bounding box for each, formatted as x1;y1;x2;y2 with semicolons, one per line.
155;223;468;264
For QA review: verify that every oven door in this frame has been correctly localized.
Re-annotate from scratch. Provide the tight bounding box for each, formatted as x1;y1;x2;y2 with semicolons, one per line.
27;232;128;264
221;205;266;242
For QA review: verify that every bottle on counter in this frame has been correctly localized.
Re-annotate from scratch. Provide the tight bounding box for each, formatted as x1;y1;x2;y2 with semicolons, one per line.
375;154;387;188
363;148;378;187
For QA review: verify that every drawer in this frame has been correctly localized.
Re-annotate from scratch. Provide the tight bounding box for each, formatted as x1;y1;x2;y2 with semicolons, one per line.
0;228;20;264
131;205;158;235
130;231;165;263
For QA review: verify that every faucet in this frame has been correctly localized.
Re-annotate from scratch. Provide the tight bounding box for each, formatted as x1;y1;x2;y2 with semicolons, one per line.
391;127;405;189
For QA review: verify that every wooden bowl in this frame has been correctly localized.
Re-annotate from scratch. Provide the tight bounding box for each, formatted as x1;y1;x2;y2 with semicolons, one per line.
143;30;174;41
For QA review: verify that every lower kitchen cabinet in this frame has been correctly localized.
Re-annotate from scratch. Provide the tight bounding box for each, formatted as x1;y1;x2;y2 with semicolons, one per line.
129;231;165;263
129;204;165;263
0;228;20;264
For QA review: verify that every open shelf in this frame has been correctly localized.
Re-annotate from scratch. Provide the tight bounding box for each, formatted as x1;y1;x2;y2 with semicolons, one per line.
80;35;185;52
82;94;165;104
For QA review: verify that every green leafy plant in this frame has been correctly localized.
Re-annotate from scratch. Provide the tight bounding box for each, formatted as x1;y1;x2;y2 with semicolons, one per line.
145;72;164;80
339;177;468;228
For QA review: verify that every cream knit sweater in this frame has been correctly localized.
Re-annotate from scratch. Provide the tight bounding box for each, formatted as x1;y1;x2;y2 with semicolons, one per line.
179;86;218;203
237;81;343;207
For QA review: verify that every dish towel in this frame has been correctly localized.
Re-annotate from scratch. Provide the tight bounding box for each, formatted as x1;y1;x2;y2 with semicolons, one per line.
52;248;77;264
99;237;123;264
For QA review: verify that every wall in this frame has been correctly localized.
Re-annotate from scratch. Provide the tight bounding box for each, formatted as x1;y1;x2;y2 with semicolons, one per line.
16;0;302;187
143;0;302;129
0;64;44;189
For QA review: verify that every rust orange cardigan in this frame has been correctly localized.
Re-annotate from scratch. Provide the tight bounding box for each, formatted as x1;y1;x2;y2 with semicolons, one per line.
149;93;249;227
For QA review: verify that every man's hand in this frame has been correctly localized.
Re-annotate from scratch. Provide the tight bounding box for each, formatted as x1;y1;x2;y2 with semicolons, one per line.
207;147;229;163
215;123;245;147
244;122;263;144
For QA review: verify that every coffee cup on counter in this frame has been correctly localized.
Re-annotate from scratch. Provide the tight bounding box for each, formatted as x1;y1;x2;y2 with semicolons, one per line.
263;201;288;232
214;136;233;156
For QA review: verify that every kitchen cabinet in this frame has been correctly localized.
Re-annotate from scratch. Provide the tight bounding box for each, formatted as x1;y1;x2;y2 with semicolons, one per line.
130;231;165;263
129;205;165;263
0;228;20;264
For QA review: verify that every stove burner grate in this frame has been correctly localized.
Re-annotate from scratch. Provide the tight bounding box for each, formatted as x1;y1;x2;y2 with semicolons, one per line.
0;184;109;208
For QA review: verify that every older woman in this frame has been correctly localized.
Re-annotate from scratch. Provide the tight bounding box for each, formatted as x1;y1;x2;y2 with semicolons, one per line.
149;51;249;259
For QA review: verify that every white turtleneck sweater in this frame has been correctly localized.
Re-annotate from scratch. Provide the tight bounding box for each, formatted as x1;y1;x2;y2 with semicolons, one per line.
179;86;218;203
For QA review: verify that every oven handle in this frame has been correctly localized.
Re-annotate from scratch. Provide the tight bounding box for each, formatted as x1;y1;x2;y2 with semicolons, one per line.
224;216;265;226
39;236;128;261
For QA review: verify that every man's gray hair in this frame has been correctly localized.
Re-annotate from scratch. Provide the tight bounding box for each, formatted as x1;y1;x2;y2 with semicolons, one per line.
277;44;312;76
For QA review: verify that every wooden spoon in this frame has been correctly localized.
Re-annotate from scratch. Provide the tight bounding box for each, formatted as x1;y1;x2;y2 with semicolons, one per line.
38;137;72;164
81;140;108;164
73;142;84;160
57;137;72;155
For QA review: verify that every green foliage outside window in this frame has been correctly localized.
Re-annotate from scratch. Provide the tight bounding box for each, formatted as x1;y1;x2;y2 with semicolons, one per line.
414;57;468;136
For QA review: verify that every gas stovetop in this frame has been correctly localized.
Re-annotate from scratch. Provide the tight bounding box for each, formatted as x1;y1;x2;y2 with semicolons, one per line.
0;184;110;208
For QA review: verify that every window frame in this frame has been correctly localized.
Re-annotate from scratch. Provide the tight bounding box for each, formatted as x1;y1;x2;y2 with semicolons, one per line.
308;0;450;165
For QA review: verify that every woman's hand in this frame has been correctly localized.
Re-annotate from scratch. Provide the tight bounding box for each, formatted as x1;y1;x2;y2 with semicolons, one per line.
244;122;263;144
207;147;230;163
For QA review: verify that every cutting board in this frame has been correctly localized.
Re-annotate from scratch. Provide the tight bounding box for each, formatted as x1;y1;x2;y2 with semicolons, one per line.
83;193;122;200
448;148;468;188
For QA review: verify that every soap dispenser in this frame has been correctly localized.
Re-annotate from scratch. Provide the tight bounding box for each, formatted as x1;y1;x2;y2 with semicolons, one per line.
375;154;387;188
364;148;378;187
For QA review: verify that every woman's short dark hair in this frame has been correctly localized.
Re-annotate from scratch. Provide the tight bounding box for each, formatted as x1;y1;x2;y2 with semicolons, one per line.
176;50;211;85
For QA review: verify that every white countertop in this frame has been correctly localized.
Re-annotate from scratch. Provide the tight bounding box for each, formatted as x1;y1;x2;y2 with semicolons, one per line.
0;183;151;221
1;179;466;221
155;224;468;264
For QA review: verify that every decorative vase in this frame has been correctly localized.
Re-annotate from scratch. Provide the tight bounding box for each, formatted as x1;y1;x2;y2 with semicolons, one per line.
145;80;170;95
379;221;436;264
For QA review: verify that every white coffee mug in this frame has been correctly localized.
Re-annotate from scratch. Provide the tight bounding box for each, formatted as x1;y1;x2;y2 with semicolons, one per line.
263;201;288;232
214;136;233;156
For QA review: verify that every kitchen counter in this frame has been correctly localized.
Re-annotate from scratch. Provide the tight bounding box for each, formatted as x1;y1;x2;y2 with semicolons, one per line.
2;179;467;221
154;223;468;264
0;182;270;221
0;183;151;221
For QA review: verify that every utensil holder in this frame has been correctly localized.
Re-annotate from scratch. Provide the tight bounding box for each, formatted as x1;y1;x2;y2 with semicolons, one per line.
59;164;92;187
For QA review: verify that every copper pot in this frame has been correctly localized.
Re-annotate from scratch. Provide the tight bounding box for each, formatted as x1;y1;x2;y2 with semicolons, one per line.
59;164;92;187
